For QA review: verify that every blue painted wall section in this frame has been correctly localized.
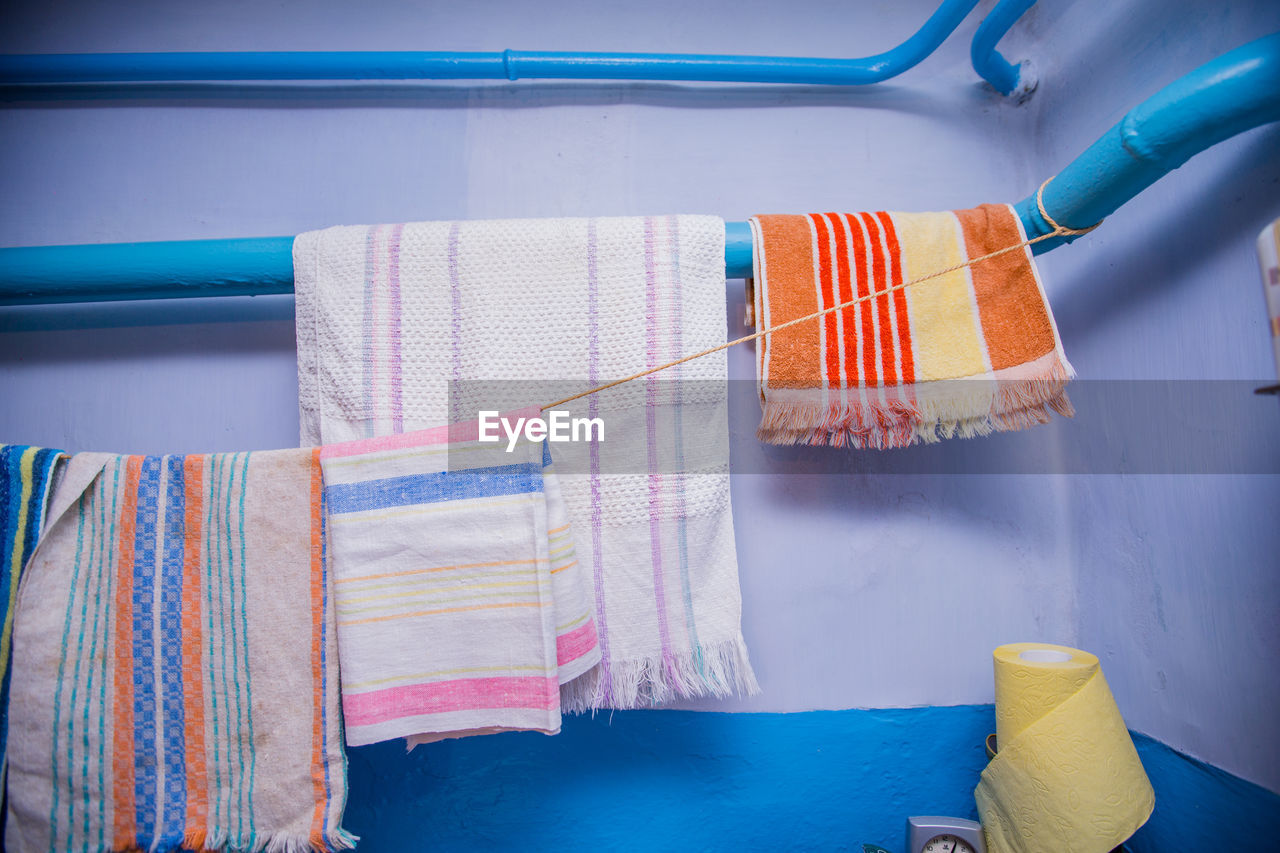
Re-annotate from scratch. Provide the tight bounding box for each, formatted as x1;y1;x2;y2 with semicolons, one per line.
344;707;993;852
1129;733;1280;853
341;708;1280;853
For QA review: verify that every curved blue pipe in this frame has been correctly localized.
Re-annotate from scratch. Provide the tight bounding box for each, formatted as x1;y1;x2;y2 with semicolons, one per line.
3;34;1279;305
0;0;979;89
970;0;1036;95
1016;31;1280;253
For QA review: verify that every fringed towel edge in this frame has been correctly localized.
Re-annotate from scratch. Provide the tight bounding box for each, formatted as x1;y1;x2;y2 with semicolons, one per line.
183;828;359;853
758;355;1074;449
560;633;759;713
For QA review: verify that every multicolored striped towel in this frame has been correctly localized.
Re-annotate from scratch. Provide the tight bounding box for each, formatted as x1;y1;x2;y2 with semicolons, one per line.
748;204;1074;447
1;444;64;782
295;216;757;710
319;408;600;747
5;450;353;853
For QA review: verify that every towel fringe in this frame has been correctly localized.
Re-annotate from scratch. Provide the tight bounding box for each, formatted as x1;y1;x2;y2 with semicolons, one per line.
202;828;229;851
561;634;759;713
175;829;357;853
758;363;1073;449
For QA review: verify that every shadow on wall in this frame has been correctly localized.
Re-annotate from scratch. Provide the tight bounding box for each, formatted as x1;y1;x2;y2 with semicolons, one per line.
0;80;968;116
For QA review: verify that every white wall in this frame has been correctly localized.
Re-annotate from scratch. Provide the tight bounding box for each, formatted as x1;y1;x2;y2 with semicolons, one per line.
1020;0;1280;790
2;0;1277;791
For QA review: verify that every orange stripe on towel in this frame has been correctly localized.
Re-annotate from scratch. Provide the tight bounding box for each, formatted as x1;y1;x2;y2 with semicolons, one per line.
308;448;328;840
843;213;880;385
180;456;208;839
111;455;142;849
955;204;1057;370
807;213;841;389
826;214;858;388
859;212;898;386
754;215;822;390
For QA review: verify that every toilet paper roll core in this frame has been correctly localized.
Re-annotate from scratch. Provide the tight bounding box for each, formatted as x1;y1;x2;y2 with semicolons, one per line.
1017;648;1071;663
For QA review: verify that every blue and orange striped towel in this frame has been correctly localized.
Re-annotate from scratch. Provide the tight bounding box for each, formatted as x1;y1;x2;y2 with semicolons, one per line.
319;408;601;747
1;444;64;781
5;450;353;853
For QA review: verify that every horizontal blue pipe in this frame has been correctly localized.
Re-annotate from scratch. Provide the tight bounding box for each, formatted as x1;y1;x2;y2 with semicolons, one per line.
0;0;979;89
725;222;753;278
3;34;1278;305
970;0;1036;96
0;233;751;305
0;238;296;304
1017;31;1280;253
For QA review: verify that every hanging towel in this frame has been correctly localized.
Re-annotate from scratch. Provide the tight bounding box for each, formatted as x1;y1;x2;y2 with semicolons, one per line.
748;204;1074;447
294;216;757;710
319;408;599;747
1;444;64;783
5;450;354;853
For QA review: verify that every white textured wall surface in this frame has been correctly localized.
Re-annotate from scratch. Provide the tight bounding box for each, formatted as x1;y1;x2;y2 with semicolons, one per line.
2;0;1277;790
1021;0;1280;792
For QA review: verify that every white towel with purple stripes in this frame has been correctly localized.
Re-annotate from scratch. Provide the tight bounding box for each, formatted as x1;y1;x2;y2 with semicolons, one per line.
293;216;757;709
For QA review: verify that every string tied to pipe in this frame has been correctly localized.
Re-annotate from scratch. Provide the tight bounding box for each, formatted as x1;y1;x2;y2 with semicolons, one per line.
543;178;1101;412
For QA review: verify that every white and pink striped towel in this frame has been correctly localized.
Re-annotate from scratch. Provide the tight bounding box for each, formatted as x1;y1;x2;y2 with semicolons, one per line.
295;216;757;710
320;409;600;746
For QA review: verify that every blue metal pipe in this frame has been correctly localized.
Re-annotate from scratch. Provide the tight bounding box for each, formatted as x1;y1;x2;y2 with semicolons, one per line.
1017;31;1280;253
4;34;1279;305
0;0;979;89
970;0;1036;95
725;222;753;279
0;238;295;305
0;234;749;305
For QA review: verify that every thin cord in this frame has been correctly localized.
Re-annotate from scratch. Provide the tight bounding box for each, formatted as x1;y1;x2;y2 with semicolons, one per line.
542;180;1100;411
1035;178;1102;236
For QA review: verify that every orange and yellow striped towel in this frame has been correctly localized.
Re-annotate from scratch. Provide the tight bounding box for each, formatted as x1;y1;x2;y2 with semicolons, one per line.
748;203;1074;448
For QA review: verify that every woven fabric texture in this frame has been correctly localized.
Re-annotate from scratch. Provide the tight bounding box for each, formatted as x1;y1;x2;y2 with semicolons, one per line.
320;410;600;747
6;450;353;853
749;204;1074;448
294;215;757;709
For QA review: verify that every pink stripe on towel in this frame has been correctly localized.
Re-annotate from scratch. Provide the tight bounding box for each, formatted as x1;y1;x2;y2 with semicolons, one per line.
343;676;560;727
557;621;600;667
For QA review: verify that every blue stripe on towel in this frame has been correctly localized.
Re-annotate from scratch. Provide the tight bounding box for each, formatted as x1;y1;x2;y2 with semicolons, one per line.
131;455;162;849
319;475;334;827
157;455;187;851
237;451;258;841
2;446;62;778
324;463;542;516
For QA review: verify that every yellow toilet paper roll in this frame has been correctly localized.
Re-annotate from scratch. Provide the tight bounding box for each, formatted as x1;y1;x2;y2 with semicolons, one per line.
974;643;1154;853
